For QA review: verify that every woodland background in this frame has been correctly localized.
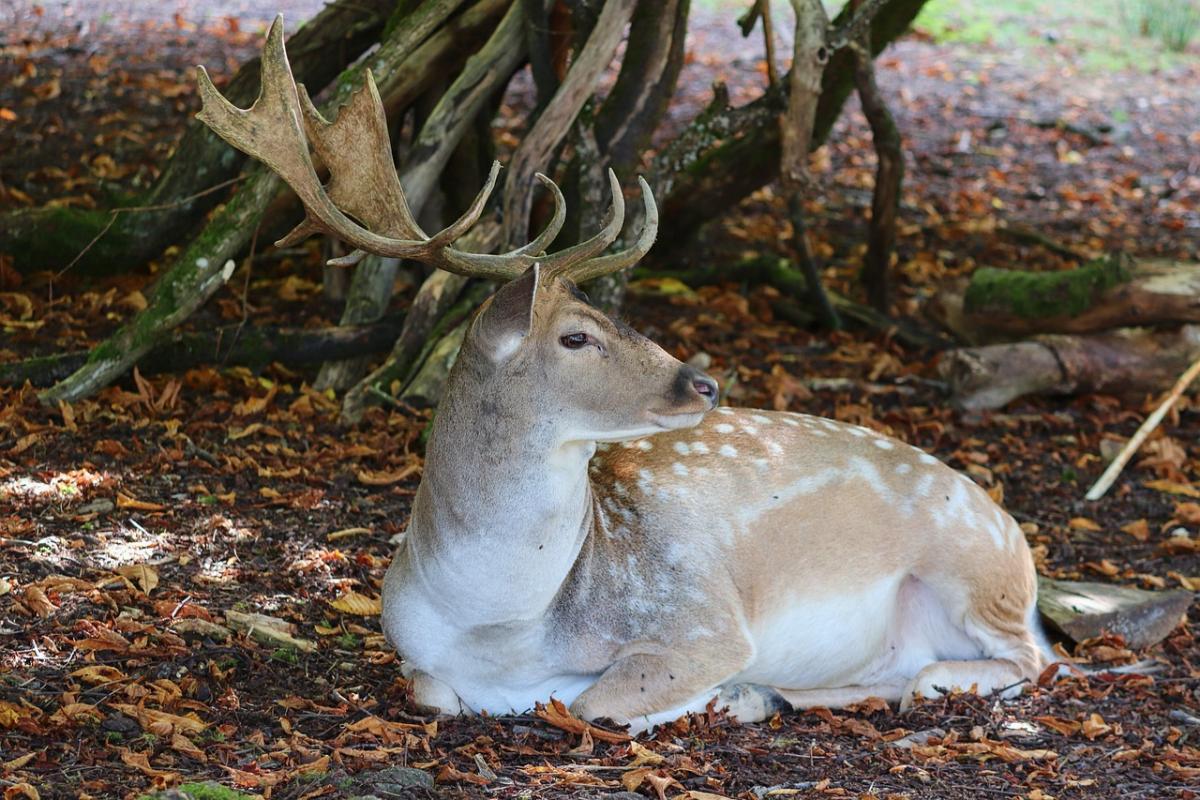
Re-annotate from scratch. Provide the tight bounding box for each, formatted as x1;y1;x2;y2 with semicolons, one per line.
0;0;1198;798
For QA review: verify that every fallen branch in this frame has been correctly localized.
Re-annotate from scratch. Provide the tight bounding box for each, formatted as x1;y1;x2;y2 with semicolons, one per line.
938;325;1200;411
1;318;404;388
1084;352;1200;501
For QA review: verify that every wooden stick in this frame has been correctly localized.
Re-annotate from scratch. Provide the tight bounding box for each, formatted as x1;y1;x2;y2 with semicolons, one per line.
1085;353;1200;501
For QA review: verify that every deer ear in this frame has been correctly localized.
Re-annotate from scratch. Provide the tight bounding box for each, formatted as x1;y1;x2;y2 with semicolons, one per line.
474;263;539;362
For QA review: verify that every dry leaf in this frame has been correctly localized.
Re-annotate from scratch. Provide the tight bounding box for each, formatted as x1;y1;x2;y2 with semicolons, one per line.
1068;517;1102;531
116;563;159;594
110;703;206;735
1144;479;1200;498
329;591;382;616
1081;713;1111;740
534;697;630;743
116;493;166;512
22;586;56;618
1119;519;1150;541
627;740;664;767
70;665;126;685
356;464;420;486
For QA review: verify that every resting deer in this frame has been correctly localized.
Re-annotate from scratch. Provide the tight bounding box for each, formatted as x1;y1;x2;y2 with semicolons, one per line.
197;19;1052;731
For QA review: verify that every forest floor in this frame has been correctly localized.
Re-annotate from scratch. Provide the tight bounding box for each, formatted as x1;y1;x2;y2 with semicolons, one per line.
2;1;1199;799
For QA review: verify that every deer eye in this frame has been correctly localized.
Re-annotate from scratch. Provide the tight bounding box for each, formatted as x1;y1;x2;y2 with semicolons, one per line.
560;332;590;350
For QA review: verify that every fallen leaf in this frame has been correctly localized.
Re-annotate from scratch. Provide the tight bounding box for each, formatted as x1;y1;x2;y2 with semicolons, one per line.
110;703;206;735
1068;517;1102;531
116;493;166;512
329;591;382;616
1081;713;1111;739
356;464;420;486
1119;519;1150;541
534;698;630;743
116;563;159;594
1144;479;1200;498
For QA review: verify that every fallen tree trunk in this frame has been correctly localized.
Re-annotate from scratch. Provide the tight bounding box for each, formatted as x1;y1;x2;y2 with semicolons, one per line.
0;0;394;276
938;324;1200;411
1;318;404;388
942;254;1200;341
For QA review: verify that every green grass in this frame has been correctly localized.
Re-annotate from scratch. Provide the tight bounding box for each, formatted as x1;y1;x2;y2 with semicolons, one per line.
912;0;1198;72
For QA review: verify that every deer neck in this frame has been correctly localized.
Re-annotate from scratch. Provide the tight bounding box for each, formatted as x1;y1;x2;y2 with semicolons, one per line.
407;376;596;623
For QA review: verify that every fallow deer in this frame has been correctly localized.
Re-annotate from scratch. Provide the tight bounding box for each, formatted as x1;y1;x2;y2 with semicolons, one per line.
197;18;1053;731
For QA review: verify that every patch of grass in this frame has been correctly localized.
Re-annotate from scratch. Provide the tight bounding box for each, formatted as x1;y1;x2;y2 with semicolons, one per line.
913;0;1195;73
139;782;256;800
1119;0;1200;52
270;646;300;665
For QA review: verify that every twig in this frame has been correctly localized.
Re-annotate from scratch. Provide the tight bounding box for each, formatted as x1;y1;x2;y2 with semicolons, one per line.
1085;353;1200;501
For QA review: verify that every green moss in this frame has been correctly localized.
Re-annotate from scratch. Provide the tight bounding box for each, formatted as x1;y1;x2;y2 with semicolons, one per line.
138;782;256;800
963;254;1132;319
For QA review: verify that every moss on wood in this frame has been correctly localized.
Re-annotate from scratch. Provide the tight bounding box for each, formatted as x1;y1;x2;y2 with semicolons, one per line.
964;254;1133;320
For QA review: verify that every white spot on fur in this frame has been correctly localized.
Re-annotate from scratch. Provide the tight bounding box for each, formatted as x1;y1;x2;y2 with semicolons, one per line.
808;428;828;437
715;423;735;434
719;444;738;458
766;440;783;456
691;442;710;454
752;458;769;472
782;417;800;427
751;414;771;425
848;426;867;437
672;462;689;477
895;463;912;475
918;453;938;465
742;424;758;436
612;481;628;496
673;441;691;455
636;440;653;451
873;438;894;450
820;419;839;430
716;407;734;415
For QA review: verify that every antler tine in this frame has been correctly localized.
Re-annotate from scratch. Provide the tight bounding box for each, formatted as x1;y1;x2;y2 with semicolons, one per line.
563;176;658;284
509;174;566;258
539;169;625;277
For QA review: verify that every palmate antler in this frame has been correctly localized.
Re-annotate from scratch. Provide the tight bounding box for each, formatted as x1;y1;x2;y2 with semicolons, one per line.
195;15;657;283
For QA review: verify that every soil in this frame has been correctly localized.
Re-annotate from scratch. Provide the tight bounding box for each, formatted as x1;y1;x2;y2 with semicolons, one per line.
1;2;1198;799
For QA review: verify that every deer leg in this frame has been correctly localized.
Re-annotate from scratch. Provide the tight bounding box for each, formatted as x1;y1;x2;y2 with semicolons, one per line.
899;658;1032;711
406;668;473;716
773;682;907;709
569;644;751;730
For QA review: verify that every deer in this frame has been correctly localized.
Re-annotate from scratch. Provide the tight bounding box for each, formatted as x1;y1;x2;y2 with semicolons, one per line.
196;17;1053;732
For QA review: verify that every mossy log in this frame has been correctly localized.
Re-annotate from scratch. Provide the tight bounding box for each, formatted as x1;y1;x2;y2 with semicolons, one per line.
945;254;1200;340
938;324;1200;410
1;317;404;388
0;0;393;275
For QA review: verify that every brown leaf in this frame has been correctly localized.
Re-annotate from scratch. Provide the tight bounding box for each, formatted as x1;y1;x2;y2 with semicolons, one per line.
534;698;630;743
1174;502;1200;525
329;591;382;616
436;764;490;785
1081;712;1111;740
1119;519;1150;541
118;749;177;780
356;464;420;486
110;703;206;735
1144;479;1200;498
21;586;56;618
116;493;166;512
1033;715;1081;736
1068;517;1102;531
116;563;159;594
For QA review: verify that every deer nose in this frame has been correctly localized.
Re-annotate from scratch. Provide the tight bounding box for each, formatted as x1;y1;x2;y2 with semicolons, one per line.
683;366;719;408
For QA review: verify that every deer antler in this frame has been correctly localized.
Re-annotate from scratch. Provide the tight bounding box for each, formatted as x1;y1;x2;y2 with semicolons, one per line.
195;15;655;284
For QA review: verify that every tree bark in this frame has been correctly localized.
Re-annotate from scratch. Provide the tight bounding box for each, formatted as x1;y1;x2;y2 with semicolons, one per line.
852;27;904;312
938;325;1200;411
1;318;405;388
38;0;511;406
0;0;394;275
593;0;691;173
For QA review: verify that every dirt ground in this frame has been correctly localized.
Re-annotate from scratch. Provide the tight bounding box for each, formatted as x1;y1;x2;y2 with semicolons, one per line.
1;1;1199;799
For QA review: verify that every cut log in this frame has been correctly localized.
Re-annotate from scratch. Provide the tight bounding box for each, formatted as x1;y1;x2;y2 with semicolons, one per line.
938;324;1200;411
1;318;404;388
943;254;1200;341
1037;577;1192;650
